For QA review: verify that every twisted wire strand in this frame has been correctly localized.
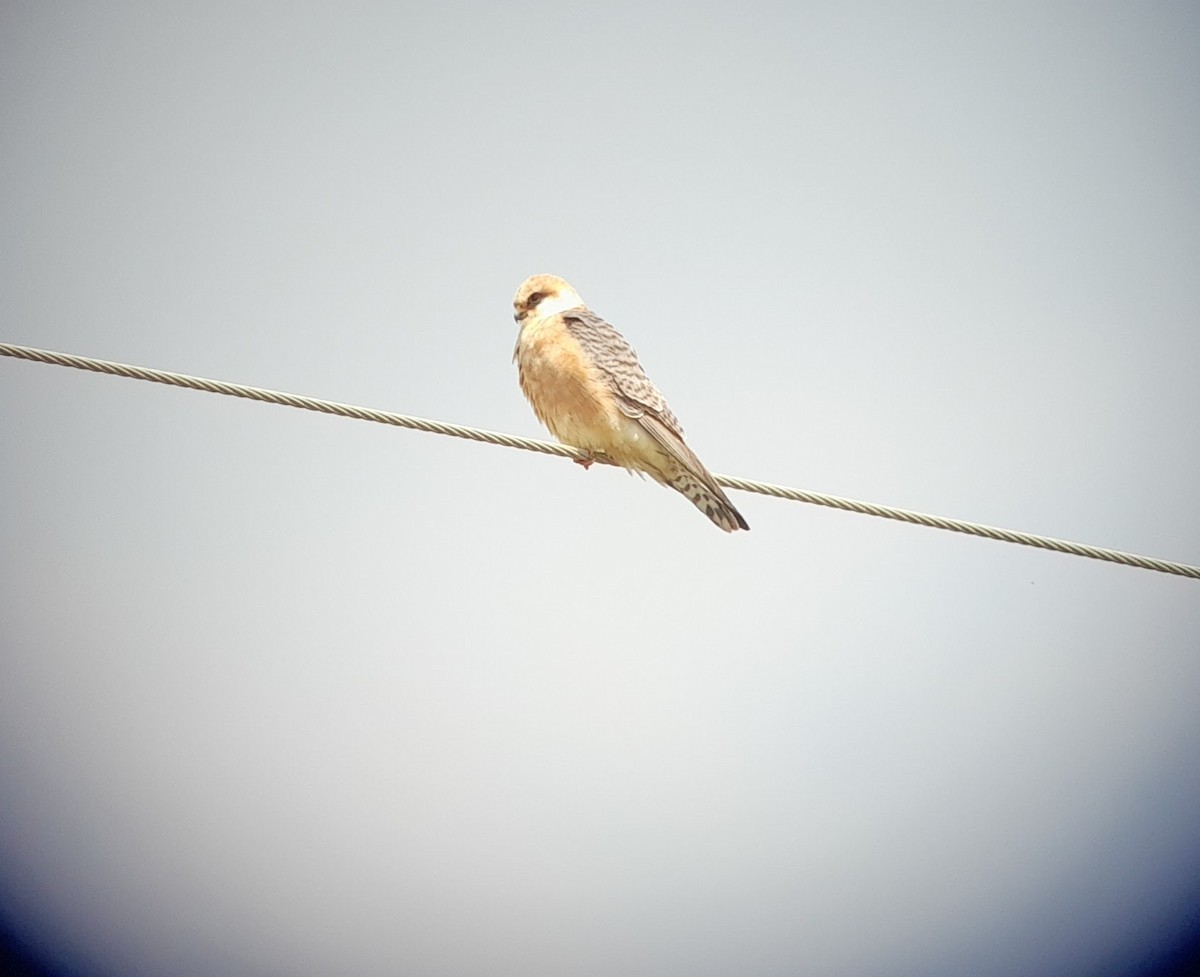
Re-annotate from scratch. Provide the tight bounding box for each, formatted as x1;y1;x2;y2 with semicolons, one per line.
3;342;1197;580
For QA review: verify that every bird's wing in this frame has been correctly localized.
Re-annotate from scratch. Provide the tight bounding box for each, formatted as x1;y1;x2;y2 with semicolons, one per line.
560;309;682;432
562;309;729;498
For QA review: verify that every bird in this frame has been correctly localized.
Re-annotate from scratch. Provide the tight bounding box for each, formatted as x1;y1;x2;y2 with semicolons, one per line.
511;273;749;532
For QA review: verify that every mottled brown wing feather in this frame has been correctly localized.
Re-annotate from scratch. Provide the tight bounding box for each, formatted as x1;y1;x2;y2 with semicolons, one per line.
560;310;684;435
561;309;740;510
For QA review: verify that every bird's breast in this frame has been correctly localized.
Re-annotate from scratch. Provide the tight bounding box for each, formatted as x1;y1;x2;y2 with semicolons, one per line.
516;316;623;449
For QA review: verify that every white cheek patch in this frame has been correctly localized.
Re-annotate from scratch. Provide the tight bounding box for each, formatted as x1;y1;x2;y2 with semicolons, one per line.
533;292;584;319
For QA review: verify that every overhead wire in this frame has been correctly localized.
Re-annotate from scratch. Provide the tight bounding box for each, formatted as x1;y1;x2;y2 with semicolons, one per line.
2;341;1197;580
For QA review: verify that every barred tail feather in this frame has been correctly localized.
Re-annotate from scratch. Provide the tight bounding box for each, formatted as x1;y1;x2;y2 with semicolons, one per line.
668;471;750;532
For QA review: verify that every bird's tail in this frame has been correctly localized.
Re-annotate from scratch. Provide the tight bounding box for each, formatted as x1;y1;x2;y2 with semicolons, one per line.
667;470;750;532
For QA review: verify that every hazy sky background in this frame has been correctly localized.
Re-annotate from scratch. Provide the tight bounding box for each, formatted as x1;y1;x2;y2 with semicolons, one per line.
2;2;1199;976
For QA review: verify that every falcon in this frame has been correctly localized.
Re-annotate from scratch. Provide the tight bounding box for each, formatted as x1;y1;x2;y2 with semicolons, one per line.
512;274;749;532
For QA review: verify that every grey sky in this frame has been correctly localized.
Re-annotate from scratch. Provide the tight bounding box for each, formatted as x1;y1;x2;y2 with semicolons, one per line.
2;3;1198;976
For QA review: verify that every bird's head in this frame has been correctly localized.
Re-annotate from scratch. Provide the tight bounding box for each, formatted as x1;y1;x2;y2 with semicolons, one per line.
513;274;585;325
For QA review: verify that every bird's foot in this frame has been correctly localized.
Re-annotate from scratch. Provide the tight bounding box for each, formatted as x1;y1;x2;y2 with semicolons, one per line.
573;451;598;470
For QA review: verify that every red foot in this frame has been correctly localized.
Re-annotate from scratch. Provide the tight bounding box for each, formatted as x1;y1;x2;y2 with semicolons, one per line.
573;454;596;470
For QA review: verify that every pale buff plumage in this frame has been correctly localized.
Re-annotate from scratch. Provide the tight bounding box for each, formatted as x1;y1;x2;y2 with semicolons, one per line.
512;273;749;532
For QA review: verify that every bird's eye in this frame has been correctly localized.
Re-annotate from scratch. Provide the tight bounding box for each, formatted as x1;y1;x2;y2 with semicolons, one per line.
527;291;545;306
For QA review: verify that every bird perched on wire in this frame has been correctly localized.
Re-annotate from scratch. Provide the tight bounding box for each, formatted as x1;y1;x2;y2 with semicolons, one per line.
512;273;749;532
